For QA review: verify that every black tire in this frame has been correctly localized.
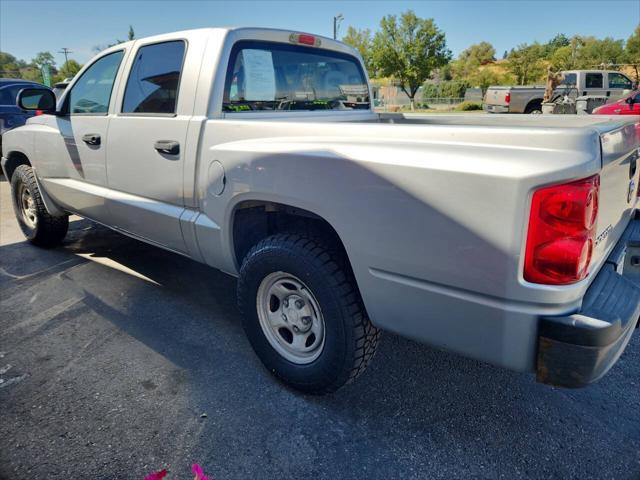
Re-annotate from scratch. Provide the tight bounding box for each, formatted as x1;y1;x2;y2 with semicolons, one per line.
10;164;68;247
238;233;380;394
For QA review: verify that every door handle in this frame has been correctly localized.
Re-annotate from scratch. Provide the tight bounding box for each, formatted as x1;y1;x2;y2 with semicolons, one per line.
154;140;180;155
82;133;101;146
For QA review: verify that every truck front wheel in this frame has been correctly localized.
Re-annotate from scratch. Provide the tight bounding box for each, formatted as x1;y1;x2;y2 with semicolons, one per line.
10;164;68;248
237;233;380;394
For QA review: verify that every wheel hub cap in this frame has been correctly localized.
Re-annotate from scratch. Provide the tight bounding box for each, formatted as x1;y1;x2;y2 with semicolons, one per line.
256;272;325;364
18;184;37;229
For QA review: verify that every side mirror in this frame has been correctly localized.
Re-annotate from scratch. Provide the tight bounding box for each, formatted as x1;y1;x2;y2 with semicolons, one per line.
625;96;636;105
17;88;56;113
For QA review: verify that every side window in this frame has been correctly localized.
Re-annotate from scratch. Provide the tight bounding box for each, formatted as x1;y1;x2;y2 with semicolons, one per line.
67;51;124;114
122;40;185;114
608;73;632;90
585;73;603;89
559;73;576;87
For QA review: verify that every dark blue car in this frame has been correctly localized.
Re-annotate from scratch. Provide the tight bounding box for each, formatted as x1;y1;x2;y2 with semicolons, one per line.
1;78;50;156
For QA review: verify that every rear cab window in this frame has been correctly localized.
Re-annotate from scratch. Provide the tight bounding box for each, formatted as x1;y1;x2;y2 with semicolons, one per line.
223;40;370;112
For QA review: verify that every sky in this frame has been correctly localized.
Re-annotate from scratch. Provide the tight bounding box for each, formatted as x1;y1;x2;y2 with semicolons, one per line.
1;0;639;66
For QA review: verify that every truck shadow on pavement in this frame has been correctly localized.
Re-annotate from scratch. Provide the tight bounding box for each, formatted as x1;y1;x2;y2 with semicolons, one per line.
1;215;639;479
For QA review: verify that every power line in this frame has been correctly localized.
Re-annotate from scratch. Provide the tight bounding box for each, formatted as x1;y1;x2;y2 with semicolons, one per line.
58;47;73;64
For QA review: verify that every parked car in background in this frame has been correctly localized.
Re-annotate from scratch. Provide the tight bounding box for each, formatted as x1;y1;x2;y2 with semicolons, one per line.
0;78;49;156
485;70;636;114
592;89;640;115
2;28;640;394
52;78;72;100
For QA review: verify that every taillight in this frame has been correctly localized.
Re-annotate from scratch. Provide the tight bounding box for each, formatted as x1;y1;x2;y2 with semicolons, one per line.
35;110;44;116
289;33;321;47
505;93;511;104
524;175;600;285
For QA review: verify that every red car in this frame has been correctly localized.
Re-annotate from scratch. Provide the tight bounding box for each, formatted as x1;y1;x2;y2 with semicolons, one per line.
592;89;640;115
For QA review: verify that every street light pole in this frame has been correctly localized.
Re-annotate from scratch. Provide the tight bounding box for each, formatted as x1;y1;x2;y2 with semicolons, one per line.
333;14;343;40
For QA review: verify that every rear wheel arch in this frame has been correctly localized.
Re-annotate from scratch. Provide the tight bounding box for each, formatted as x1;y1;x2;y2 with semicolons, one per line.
231;200;352;272
525;98;543;114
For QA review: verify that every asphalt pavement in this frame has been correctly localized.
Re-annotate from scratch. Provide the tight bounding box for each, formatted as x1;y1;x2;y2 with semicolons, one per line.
1;174;639;480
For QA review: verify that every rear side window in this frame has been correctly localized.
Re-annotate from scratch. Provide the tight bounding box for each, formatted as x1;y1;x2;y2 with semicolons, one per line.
559;73;576;87
67;51;124;114
122;40;186;114
585;73;603;89
608;72;632;89
223;40;370;112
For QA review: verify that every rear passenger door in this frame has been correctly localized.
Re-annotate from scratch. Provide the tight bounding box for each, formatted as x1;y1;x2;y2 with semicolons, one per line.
106;40;191;253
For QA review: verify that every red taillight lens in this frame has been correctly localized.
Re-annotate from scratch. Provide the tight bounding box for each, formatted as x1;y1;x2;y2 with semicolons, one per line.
524;175;600;285
289;33;320;47
35;109;44;116
505;93;511;104
298;34;316;45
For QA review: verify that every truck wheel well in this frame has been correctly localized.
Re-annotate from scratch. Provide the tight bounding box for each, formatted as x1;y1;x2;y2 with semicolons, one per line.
232;201;349;269
525;99;543;113
3;151;31;181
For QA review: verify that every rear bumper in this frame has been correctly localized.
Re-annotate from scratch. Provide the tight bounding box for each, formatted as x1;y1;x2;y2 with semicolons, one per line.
537;212;640;388
485;104;509;113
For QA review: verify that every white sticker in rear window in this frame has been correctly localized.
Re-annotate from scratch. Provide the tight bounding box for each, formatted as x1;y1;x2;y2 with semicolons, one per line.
242;49;276;101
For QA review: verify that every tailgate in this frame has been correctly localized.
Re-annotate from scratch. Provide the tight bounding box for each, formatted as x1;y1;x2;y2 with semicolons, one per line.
485;87;510;106
592;120;640;267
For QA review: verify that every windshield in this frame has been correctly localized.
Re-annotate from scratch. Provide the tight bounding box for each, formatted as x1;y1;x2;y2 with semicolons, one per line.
223;40;369;112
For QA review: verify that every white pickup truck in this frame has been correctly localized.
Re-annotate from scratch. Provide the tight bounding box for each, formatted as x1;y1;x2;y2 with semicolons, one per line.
3;28;640;394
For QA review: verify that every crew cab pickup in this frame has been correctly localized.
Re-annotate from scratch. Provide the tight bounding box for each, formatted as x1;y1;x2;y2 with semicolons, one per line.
485;70;636;114
3;28;640;394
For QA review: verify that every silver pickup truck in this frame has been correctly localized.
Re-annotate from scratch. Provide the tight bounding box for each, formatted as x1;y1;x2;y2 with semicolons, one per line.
3;28;640;394
485;70;636;114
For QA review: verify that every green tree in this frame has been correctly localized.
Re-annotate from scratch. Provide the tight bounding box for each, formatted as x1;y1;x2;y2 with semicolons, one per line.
549;45;575;70
507;43;545;85
371;10;451;110
450;41;496;81
467;68;509;94
626;25;640;81
0;51;24;78
576;36;625;68
544;33;570;56
59;59;82;80
458;41;496;65
342;26;373;74
32;51;56;69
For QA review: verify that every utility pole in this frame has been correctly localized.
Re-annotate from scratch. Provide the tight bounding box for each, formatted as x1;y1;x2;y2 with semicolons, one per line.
59;47;72;64
333;14;343;40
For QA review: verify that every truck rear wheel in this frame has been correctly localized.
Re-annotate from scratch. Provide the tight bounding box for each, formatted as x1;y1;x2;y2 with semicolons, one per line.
237;233;380;394
525;101;543;114
10;164;68;248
